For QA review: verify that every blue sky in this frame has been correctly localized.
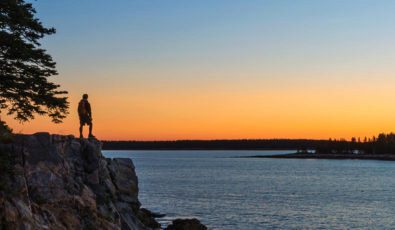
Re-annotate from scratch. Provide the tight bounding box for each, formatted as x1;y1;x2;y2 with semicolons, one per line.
34;0;395;81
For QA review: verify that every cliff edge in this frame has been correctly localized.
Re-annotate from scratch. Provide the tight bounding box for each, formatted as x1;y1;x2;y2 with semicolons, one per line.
0;133;160;230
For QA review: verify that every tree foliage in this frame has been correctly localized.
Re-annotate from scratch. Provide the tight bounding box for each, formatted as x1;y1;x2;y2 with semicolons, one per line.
0;0;68;123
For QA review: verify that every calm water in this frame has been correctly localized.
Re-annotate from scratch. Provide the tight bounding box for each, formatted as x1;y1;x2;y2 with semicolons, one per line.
103;150;395;229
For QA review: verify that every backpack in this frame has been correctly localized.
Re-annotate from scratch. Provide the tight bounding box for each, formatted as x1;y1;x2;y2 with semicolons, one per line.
78;100;88;116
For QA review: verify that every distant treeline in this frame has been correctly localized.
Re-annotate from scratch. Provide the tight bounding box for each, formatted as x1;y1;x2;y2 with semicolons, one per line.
102;133;395;154
317;133;395;155
102;139;331;150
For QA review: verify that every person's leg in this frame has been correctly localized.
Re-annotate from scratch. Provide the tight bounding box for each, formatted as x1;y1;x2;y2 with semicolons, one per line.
88;122;93;137
79;124;83;138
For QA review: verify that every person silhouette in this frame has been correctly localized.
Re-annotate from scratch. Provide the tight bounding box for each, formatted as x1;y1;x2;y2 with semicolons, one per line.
78;94;94;138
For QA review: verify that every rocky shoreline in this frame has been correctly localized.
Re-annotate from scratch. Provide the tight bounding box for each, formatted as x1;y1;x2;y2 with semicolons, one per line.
0;133;206;230
248;152;395;161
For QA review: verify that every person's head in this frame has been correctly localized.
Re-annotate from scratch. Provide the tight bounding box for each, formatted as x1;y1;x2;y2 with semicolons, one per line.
82;94;88;100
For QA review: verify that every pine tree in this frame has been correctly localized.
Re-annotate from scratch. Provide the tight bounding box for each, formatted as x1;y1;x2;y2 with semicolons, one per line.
0;0;68;124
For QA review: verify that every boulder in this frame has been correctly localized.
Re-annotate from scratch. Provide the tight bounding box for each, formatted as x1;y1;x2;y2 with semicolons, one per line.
165;218;208;230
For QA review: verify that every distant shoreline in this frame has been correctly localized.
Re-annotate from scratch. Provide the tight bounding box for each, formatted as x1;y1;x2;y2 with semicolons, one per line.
246;153;395;161
101;139;330;150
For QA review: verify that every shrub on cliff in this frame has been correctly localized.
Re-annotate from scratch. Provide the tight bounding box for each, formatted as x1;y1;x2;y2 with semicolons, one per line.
0;0;68;124
0;120;12;143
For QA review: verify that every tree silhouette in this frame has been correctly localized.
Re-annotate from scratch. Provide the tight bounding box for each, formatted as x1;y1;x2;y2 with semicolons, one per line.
0;0;68;124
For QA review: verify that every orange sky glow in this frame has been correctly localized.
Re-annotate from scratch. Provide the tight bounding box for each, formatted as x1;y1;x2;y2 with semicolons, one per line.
4;71;395;141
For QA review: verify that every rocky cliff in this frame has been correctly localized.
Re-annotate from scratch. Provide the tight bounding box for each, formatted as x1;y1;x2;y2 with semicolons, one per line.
0;133;160;230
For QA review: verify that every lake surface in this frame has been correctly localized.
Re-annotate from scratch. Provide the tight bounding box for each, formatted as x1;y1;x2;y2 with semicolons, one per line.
103;150;395;229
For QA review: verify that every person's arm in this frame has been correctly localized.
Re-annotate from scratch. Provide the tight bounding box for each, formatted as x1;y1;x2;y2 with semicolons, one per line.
87;102;92;118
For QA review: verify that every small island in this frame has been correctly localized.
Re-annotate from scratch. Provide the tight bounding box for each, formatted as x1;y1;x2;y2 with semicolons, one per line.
249;152;395;161
248;133;395;161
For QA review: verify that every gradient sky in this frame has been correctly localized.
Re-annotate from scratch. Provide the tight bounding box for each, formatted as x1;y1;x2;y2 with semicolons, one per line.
4;0;395;140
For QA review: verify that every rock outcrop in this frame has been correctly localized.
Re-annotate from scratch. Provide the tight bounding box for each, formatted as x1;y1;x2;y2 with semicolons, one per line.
0;133;160;230
165;219;207;230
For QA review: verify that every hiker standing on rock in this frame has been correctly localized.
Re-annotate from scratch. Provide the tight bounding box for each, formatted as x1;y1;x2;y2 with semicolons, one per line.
78;94;94;138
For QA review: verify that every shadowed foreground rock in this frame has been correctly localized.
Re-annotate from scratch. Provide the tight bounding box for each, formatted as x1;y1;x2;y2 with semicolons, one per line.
0;133;160;229
165;219;207;230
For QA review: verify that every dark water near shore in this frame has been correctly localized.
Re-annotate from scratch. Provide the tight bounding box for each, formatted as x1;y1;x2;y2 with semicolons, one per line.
103;150;395;229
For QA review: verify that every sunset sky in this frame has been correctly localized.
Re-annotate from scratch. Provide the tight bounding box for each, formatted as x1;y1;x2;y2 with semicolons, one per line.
4;0;395;140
